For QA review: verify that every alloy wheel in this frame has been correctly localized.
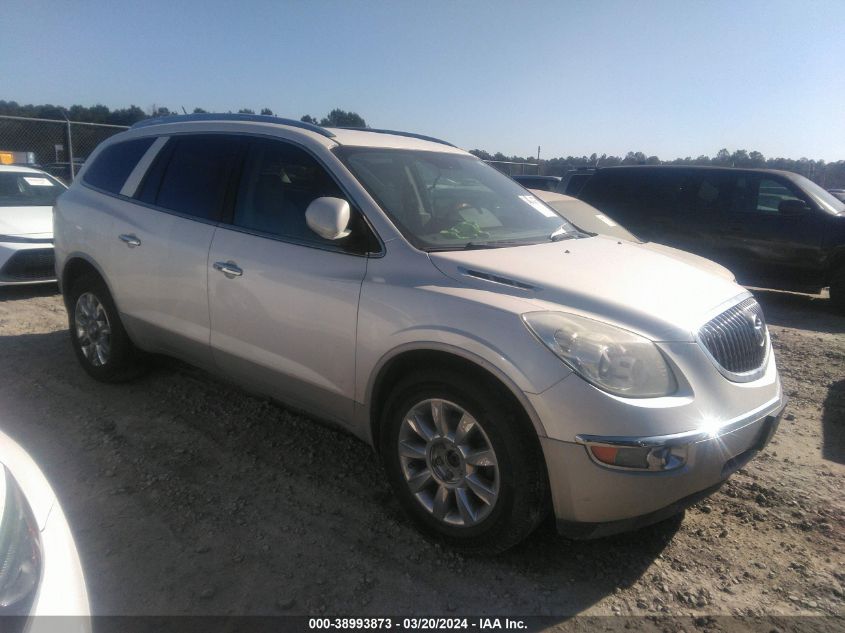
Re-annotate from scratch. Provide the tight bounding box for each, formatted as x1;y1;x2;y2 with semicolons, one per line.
74;292;112;367
398;398;500;527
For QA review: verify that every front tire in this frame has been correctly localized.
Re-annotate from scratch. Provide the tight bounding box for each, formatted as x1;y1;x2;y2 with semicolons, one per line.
67;274;145;382
380;369;549;554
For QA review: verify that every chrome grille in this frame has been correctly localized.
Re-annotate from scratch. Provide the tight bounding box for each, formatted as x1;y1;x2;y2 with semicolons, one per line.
698;297;768;377
0;248;56;281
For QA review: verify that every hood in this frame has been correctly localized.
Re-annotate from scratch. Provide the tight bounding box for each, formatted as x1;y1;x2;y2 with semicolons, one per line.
428;236;748;342
0;205;54;237
640;242;735;282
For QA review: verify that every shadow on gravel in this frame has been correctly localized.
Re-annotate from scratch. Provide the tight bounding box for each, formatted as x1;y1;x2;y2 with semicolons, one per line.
822;379;845;464
750;288;844;334
0;328;676;617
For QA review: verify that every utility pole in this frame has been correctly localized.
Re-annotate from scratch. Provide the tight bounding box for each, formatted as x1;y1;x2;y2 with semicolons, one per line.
537;146;541;174
61;109;75;181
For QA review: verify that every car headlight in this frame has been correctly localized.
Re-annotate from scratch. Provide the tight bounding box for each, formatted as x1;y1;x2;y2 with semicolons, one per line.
522;311;677;397
0;466;42;612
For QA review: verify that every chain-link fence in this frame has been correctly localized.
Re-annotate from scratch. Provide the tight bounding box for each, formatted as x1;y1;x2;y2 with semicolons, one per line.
0;115;128;183
483;159;540;176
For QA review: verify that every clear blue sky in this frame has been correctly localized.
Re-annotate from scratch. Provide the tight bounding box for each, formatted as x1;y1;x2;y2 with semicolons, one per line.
2;0;843;161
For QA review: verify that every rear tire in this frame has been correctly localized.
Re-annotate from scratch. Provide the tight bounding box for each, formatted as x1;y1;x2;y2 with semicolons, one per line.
830;265;845;314
380;368;549;555
67;273;145;382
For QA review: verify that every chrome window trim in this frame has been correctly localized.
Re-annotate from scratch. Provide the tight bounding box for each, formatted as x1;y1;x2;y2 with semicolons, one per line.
212;221;379;259
79;130;387;257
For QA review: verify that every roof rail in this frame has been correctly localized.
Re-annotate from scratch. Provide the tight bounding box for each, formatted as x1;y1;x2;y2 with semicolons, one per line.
130;113;336;139
336;127;456;148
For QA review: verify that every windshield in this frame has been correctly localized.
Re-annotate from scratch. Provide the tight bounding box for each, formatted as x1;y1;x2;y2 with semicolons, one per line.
0;172;66;207
791;174;845;215
544;198;640;242
335;148;577;249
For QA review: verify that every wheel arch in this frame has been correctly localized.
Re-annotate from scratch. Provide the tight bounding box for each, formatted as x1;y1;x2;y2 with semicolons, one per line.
365;344;548;453
60;254;114;311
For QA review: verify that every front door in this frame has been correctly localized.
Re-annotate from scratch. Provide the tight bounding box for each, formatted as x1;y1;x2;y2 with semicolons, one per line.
718;175;826;289
207;137;370;424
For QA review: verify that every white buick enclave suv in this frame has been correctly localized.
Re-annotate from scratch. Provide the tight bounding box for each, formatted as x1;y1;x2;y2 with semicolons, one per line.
53;114;785;553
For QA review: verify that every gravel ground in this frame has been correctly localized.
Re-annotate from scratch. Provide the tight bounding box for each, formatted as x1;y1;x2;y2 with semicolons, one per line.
0;284;842;624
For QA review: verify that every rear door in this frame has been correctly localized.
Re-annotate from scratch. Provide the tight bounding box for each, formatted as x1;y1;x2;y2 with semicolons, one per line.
207;137;371;424
106;134;245;368
660;169;734;258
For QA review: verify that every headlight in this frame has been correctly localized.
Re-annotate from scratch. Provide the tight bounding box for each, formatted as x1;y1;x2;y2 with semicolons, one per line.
0;466;42;613
522;311;676;397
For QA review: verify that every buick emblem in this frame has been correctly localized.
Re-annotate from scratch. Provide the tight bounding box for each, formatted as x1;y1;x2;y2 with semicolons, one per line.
748;312;766;347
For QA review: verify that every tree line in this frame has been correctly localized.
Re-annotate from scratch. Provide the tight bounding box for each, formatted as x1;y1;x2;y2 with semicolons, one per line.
0;101;367;129
471;148;845;189
1;100;842;188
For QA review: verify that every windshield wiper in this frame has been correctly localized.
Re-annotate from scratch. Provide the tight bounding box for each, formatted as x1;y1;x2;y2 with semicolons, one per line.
426;239;544;252
463;241;499;250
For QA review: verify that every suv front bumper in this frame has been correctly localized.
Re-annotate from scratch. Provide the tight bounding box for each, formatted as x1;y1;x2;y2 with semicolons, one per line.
539;392;786;539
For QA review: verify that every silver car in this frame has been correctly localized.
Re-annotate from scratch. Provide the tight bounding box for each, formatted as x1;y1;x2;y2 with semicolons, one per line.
0;165;65;286
0;429;90;629
54;114;786;553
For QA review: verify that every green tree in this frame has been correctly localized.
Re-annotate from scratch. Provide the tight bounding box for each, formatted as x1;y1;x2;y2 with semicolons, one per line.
260;108;274;116
108;106;147;126
714;148;731;165
319;108;367;128
469;149;493;160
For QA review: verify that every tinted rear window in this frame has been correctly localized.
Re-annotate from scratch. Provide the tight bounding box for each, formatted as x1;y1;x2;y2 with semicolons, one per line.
579;169;692;217
147;135;244;221
83;137;155;194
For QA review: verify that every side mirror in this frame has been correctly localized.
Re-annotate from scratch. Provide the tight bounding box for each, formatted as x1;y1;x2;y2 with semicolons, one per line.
778;199;809;216
305;197;352;240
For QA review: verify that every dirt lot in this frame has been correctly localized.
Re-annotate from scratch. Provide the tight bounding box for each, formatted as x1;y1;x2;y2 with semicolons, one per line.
0;284;842;624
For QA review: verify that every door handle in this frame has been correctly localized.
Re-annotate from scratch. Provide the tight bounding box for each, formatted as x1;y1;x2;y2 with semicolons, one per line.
118;234;141;248
213;261;243;279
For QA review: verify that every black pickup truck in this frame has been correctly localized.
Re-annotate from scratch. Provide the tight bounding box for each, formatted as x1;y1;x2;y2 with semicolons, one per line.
578;165;845;310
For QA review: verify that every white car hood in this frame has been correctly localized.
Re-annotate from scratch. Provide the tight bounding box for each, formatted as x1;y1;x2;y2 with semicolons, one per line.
428;235;748;342
641;241;734;281
0;205;54;237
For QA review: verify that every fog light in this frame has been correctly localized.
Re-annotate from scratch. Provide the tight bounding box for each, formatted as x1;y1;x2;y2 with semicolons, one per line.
588;443;688;471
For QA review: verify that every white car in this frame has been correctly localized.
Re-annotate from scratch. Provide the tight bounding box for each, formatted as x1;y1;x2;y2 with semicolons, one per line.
54;114;785;553
530;189;736;281
0;429;89;630
0;165;65;286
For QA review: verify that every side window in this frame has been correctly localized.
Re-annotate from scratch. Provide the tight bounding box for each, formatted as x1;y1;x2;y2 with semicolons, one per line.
755;178;803;214
140;135;244;221
232;139;367;251
83;137;155;194
685;173;732;216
